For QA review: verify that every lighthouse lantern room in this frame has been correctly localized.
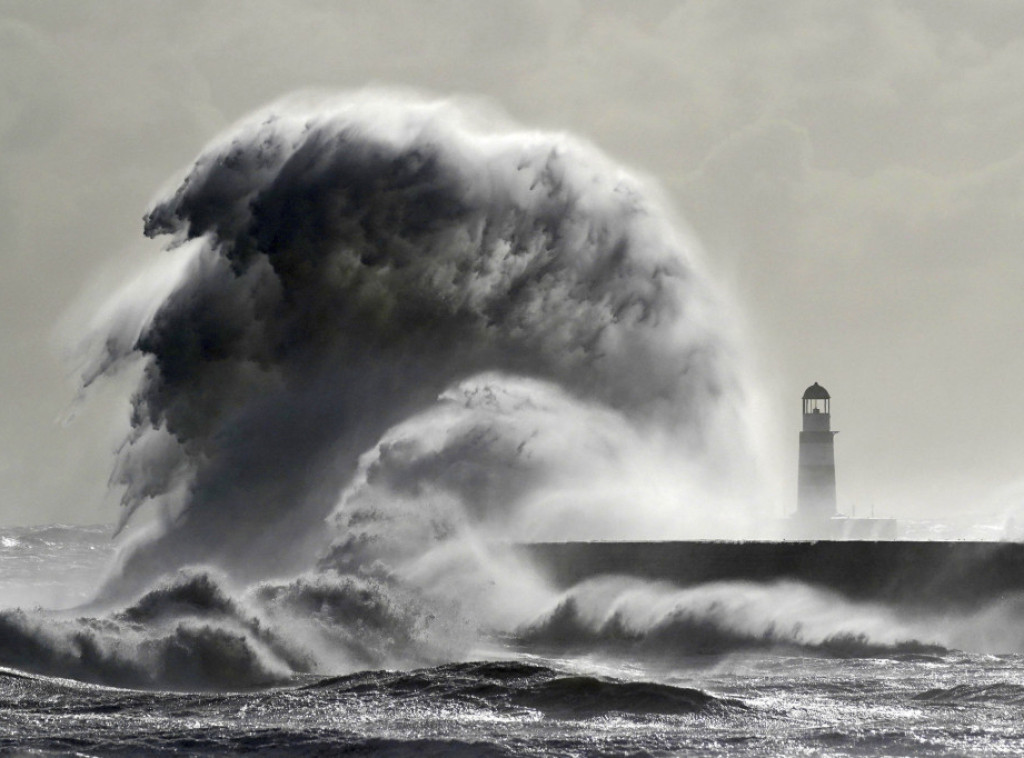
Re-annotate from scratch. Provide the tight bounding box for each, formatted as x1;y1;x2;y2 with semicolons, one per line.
797;382;837;520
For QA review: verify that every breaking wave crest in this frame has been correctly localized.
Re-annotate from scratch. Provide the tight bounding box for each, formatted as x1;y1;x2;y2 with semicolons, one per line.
514;576;1016;663
0;566;470;690
0;573;295;690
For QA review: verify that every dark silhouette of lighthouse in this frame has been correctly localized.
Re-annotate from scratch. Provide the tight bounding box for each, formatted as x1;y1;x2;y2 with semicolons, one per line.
798;382;837;521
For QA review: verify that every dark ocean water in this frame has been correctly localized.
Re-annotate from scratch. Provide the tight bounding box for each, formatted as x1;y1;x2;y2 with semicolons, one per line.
1;526;1022;757
4;653;1024;757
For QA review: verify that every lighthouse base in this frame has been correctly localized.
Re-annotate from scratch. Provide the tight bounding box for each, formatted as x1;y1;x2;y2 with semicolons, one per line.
784;516;898;540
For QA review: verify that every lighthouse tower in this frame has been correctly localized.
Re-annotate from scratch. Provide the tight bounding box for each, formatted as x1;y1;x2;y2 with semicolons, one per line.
798;382;837;521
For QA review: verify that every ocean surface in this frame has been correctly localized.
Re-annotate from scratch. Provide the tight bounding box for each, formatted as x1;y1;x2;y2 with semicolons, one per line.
2;525;1022;757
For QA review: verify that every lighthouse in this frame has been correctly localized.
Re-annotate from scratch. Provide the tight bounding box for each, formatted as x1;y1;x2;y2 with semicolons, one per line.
798;382;837;521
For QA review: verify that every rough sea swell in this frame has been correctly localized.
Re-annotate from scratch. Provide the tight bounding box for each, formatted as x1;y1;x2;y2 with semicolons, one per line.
4;526;1024;757
3;90;1024;755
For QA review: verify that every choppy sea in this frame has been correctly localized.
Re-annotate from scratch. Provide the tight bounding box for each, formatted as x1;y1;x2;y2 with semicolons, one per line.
1;525;1022;757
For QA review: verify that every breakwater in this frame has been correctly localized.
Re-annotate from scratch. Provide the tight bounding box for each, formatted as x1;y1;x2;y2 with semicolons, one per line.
522;541;1024;610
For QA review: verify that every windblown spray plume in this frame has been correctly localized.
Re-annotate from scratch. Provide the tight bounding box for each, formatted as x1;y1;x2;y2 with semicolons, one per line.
83;90;751;593
0;91;769;689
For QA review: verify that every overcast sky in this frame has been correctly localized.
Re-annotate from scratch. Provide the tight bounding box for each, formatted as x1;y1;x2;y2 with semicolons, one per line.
2;0;1022;529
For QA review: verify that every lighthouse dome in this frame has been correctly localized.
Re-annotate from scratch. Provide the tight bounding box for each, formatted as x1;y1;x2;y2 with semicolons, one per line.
802;382;830;400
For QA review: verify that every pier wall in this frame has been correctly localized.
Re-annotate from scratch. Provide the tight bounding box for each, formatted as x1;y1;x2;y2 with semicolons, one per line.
521;541;1024;610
